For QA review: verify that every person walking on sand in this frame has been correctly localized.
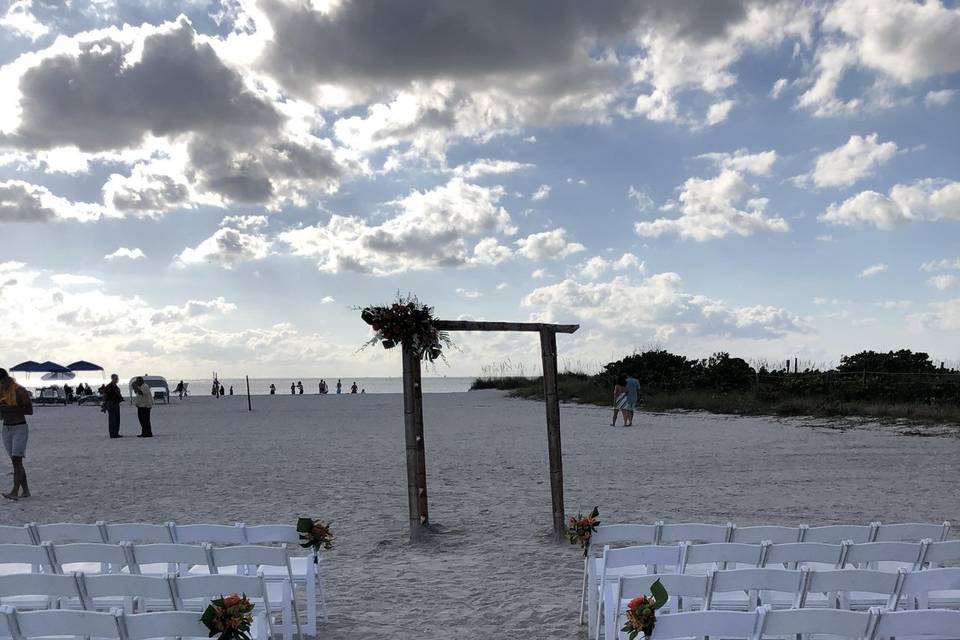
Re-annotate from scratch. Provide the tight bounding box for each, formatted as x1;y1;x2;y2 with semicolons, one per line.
131;377;153;438
229;385;233;396
102;374;124;438
269;383;276;395
623;373;641;427
297;381;304;395
175;380;185;400
219;383;225;397
290;382;296;395
336;379;342;394
611;375;628;426
0;368;32;500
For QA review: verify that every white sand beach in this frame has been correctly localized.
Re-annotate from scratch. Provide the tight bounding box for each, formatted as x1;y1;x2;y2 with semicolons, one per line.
1;391;957;639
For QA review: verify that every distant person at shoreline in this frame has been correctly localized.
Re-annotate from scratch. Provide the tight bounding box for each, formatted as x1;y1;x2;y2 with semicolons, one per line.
611;375;628;426
623;373;640;427
131;377;153;438
360;388;365;394
229;385;234;396
0;368;32;500
212;379;220;397
336;379;342;394
290;382;296;395
269;383;276;395
219;383;225;397
350;381;358;394
297;381;304;395
175;380;185;400
102;374;124;438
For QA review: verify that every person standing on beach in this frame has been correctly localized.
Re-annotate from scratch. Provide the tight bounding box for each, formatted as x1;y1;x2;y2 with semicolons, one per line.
175;380;185;400
219;383;225;397
611;375;628;426
0;368;32;500
131;377;153;438
269;383;276;395
297;381;304;394
290;382;296;395
102;374;124;438
336;379;342;394
229;386;234;396
623;374;641;427
350;381;358;394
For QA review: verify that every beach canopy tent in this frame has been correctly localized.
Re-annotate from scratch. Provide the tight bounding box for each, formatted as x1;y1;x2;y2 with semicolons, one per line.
9;361;44;373
67;360;103;372
41;371;76;381
37;361;72;374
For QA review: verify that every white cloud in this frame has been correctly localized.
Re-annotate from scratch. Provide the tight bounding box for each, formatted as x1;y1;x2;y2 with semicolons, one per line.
921;257;960;272
1;0;49;40
820;179;960;229
515;228;585;261
770;77;789;99
0;180;110;222
49;274;104;288
697;149;777;176
176;216;272;269
816;234;836;242
635;155;788;241
908;299;960;331
471;237;513;266
531;184;551;201
455;288;482;299
320;296;336;304
577;253;645;280
858;263;888;278
524;272;808;340
531;268;550;280
928;274;957;291
705;99;734;125
496;282;509;290
627;186;654;211
924;89;956;107
278;178;516;275
798;133;898;189
452;159;533;179
104;247;146;261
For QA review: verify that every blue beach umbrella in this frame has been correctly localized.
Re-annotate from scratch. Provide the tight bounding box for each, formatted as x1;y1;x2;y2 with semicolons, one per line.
9;361;43;373
67;360;103;372
36;361;72;374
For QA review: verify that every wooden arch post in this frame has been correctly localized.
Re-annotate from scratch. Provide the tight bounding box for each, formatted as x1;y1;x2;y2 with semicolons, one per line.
399;320;578;541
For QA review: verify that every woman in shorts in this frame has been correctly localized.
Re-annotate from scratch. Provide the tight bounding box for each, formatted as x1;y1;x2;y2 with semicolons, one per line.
0;368;32;500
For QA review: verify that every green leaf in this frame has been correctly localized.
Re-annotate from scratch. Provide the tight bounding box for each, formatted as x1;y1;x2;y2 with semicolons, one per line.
590;506;600;519
296;518;313;533
650;578;669;610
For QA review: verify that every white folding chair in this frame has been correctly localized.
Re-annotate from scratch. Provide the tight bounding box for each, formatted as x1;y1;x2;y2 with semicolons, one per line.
0;573;84;611
582;524;660;630
650;609;759;639
895;567;960;610
762;542;847;571
242;524;326;631
871;607;960;639
119;610;210;640
125;544;213;577
49;543;128;575
872;522;950;543
681;543;766;575
801;569;903;610
0;545;53;577
7;607;122;639
209;546;302;640
31;523;106;544
595;545;683;640
802;524;876;544
78;574;175;614
924;541;960;569
657;522;733;545
171;524;245;545
755;606;876;639
731;526;804;544
102;524;173;545
607;574;710;640
706;568;806;612
171;574;275;640
0;527;36;546
843;541;928;572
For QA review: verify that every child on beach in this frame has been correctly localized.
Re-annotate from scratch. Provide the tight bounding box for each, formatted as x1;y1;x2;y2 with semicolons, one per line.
611;375;628;426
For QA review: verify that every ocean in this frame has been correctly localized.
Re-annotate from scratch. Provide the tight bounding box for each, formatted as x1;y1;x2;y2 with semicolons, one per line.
181;376;475;396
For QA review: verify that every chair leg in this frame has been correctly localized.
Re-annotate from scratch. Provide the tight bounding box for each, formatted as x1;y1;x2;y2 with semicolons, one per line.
288;578;303;640
306;569;317;634
282;589;293;640
579;557;587;625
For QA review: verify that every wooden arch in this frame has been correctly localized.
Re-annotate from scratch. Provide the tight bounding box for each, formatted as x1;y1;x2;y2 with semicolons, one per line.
401;320;579;541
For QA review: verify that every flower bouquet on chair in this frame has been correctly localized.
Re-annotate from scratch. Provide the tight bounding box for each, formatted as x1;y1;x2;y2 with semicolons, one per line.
201;593;254;640
567;506;600;557
297;517;334;564
621;579;669;640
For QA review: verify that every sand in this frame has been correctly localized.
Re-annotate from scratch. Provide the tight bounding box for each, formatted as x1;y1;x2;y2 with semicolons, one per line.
1;391;957;639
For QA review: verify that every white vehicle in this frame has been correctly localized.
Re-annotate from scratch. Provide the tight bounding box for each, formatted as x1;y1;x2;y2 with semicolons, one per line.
128;375;171;404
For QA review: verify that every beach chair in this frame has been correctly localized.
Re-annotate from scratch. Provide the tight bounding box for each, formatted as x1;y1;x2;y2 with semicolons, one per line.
171;523;246;545
762;541;848;571
0;573;84;611
801;523;876;544
0;544;54;576
48;543;127;575
171;574;275;640
125;543;213;577
680;542;767;575
923;541;960;569
77;573;175;614
730;525;804;544
120;610;210;639
871;607;960;639
0;526;36;546
755;606;876;638
649;609;759;639
895;567;960;610
4;606;122;639
800;569;903;610
657;522;733;544
706;568;806;612
30;523;106;544
872;521;950;542
842;540;928;572
581;524;660;629
606;574;710;640
102;523;174;544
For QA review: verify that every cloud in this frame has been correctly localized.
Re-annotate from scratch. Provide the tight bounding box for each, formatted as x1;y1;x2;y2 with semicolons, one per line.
531;184;551;201
635;152;787;241
908;299;960;331
452;159;533;179
705;99;734;125
0;179;108;222
924;89;956;107
921;257;960;272
858;263;888;278
928;274;957;291
515;228;585;261
320;296;335;304
149;297;237;324
471;237;513;266
175;216;272;268
524;272;809;340
278;178;515;275
820;179;960;229
49;273;104;288
577;253;645;280
797;133;898;189
104;247;146;261
1;0;49;40
455;288;482;299
627;186;654;211
770;77;789;98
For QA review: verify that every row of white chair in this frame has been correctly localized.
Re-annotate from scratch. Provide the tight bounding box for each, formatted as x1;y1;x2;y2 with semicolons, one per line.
640;606;960;640
0;522;295;546
601;567;960;640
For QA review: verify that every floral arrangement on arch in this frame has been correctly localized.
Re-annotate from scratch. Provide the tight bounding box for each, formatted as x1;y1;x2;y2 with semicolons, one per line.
297;517;334;561
621;579;668;639
200;593;254;640
359;294;452;362
567;506;600;557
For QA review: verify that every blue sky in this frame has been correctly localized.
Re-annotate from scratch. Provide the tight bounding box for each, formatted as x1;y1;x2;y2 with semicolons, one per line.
0;0;958;378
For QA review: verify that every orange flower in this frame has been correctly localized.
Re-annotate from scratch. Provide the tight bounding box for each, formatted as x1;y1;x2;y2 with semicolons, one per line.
627;596;648;610
223;594;243;608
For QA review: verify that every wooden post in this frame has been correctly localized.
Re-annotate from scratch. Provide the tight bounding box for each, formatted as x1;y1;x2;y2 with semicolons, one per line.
540;329;565;541
245;375;252;412
402;341;429;540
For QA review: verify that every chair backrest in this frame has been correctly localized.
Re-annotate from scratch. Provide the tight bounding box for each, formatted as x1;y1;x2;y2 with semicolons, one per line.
240;524;298;545
729;525;802;544
872;521;949;542
658;522;732;544
0;573;82;599
172;574;267;605
650;610;758;639
802;524;874;544
873;608;960;636
79;574;175;606
897;567;960;597
172;524;245;545
802;569;901;608
10;608;121;638
49;543;127;574
681;543;764;573
923;540;960;567
843;541;926;569
601;544;683;575
209;545;290;572
0;544;53;572
757;607;874;637
708;568;806;610
121;611;210;640
617;574;711;612
762;542;845;569
32;523;106;544
590;524;660;552
103;523;174;544
0;525;36;545
127;544;212;574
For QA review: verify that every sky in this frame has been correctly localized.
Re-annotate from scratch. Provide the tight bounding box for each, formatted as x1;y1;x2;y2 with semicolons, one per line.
0;0;958;379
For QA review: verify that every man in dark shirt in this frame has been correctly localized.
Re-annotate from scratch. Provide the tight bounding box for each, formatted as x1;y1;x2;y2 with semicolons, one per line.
102;373;124;438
